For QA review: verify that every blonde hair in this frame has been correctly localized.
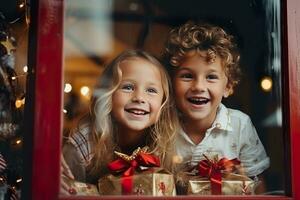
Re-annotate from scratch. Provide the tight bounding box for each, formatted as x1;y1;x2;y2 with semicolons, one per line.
163;21;241;94
88;50;177;175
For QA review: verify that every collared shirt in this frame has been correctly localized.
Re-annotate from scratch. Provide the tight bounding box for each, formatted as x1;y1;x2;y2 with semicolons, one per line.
175;103;270;177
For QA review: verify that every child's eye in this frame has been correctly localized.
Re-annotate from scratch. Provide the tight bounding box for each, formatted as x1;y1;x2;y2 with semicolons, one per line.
146;87;158;94
207;74;219;80
179;73;193;80
121;84;134;91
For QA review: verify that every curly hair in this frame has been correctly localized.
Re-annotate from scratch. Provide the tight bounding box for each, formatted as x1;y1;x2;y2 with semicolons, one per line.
164;22;241;93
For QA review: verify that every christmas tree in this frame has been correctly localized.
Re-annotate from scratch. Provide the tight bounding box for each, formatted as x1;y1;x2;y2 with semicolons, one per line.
0;12;24;200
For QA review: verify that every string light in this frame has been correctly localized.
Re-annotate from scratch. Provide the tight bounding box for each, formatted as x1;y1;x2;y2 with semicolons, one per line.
25;0;30;25
11;73;27;81
15;139;22;145
15;96;25;108
63;109;67;114
16;178;22;183
80;86;90;97
260;77;273;92
64;83;72;93
19;3;25;8
15;99;23;108
23;65;28;73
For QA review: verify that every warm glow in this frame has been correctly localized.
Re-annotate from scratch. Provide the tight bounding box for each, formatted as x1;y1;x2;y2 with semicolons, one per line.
19;3;25;8
15;99;23;108
16;139;22;145
63;109;67;114
23;65;28;73
261;77;273;92
16;178;22;183
11;76;16;80
80;86;90;96
64;83;72;93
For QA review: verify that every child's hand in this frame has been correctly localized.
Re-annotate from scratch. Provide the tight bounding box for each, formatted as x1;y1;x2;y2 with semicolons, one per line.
60;154;76;195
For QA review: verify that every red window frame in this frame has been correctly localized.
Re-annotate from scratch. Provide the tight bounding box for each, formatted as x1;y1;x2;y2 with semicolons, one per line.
26;0;300;199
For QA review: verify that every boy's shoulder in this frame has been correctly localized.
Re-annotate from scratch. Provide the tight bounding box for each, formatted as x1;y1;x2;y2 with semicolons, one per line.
222;104;251;122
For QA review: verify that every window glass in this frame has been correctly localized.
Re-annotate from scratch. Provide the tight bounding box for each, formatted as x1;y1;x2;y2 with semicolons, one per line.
62;0;284;196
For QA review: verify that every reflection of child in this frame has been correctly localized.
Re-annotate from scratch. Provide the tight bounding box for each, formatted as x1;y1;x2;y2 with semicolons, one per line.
163;22;270;179
61;50;176;194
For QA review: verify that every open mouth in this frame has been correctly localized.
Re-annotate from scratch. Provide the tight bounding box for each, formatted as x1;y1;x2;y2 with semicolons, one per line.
187;97;210;105
125;108;149;115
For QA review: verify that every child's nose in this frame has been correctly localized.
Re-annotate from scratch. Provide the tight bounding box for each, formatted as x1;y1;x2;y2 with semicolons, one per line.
191;78;206;92
132;90;145;103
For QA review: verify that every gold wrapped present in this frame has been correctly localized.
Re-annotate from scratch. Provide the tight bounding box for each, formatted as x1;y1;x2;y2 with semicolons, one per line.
177;172;257;195
176;155;258;195
98;167;176;195
62;176;99;196
98;147;176;196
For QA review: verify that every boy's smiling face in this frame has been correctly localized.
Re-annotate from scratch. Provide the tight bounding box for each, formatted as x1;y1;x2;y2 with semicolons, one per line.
173;51;231;126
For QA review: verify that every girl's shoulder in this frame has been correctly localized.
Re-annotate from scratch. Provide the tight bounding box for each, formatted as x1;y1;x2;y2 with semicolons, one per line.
67;125;93;153
69;124;91;145
66;124;94;163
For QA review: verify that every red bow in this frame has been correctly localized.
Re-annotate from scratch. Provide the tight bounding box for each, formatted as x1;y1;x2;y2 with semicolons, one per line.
198;155;240;195
108;150;160;194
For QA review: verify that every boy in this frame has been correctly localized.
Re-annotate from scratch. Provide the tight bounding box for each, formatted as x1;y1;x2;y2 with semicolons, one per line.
163;22;270;186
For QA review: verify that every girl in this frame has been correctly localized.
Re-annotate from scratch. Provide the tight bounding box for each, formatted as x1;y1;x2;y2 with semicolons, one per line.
61;50;177;194
163;22;270;192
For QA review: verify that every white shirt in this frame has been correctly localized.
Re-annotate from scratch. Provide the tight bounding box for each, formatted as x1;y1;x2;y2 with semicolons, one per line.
175;104;270;177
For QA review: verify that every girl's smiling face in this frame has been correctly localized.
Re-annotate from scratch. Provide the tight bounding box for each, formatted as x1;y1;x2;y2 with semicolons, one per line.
173;51;231;127
111;58;164;133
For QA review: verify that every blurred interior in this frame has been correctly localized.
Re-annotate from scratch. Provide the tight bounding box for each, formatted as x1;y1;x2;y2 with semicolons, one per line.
63;0;284;194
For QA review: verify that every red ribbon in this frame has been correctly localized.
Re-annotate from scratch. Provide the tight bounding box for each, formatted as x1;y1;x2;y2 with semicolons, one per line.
108;152;160;194
198;155;240;195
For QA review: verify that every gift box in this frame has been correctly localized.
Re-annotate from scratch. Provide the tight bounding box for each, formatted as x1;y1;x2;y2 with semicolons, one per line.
177;171;257;195
62;176;99;196
99;167;175;195
98;147;176;196
176;155;258;195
